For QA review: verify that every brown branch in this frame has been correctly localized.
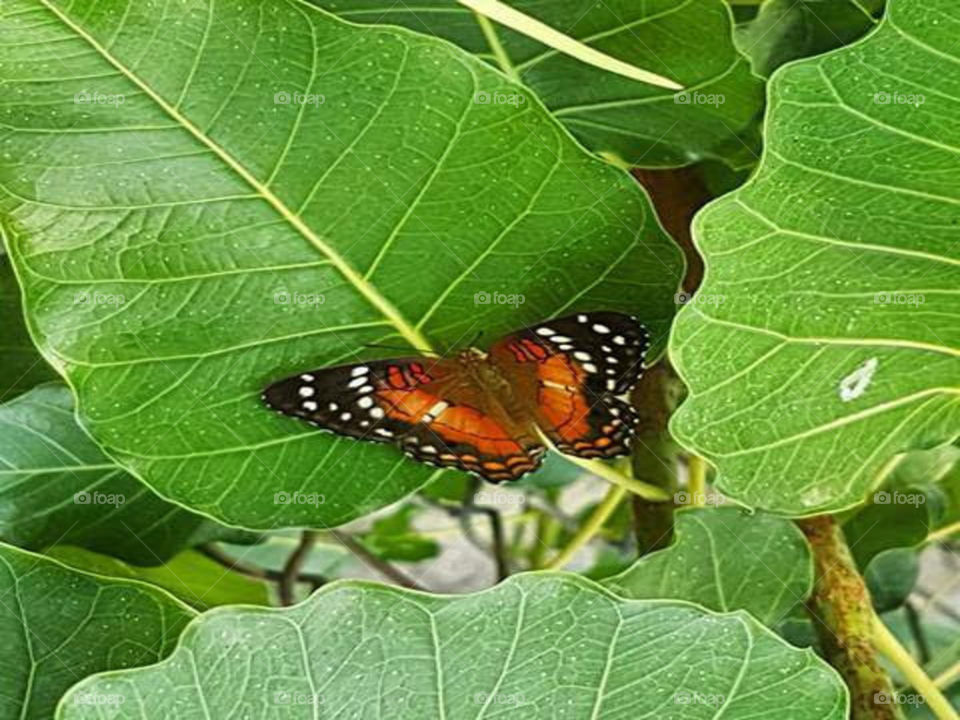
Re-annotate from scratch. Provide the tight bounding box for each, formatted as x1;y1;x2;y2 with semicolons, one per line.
279;530;320;606
199;543;328;590
798;515;901;719
629;362;682;555
330;530;427;591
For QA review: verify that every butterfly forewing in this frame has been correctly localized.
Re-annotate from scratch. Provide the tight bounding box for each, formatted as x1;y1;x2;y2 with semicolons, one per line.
490;312;649;459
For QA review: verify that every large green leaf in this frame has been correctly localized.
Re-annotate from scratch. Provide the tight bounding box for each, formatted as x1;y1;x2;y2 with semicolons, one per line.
604;507;812;627
671;0;960;516
45;546;270;610
735;0;884;77
0;0;682;530
0;384;254;564
60;573;848;719
317;0;764;168
0;542;194;720
0;253;56;401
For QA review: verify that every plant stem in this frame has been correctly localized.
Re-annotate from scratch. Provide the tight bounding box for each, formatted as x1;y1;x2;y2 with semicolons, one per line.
629;362;682;554
798;515;900;720
927;520;960;543
198;543;327;589
330;530;426;591
473;12;521;83
873;615;959;720
688;455;706;506
562;452;671;500
541;484;626;570
935;660;960;690
280;530;318;606
459;0;683;89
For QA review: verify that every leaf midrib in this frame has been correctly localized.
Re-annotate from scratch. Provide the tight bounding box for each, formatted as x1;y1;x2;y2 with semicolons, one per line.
38;0;434;354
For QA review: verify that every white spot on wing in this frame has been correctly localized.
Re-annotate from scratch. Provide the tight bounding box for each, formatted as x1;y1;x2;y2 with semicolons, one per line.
298;386;314;397
839;358;878;402
351;366;369;377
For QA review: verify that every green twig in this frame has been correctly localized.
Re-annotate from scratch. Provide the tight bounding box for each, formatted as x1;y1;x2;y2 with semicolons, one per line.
541;484;626;570
873;615;960;720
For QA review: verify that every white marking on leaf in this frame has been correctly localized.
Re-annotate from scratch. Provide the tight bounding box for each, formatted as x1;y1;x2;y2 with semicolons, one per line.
838;358;879;402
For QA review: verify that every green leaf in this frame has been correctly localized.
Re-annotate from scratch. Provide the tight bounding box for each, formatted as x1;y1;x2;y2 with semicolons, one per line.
671;0;960;516
735;0;884;77
604;507;812;626
0;384;254;564
843;495;929;569
316;0;764;168
45;546;270;610
0;542;194;720
360;504;440;562
1;0;682;530
0;253;56;401
59;573;848;719
863;548;919;612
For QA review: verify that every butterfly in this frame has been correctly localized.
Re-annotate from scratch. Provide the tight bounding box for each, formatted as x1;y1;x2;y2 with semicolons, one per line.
262;312;649;482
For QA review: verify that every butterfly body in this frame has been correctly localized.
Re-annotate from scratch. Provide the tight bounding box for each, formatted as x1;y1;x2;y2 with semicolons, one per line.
263;312;649;482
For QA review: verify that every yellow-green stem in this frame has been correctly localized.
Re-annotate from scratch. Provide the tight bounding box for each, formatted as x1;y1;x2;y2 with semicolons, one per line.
473;11;520;82
872;614;959;720
688;455;706;506
542;484;626;570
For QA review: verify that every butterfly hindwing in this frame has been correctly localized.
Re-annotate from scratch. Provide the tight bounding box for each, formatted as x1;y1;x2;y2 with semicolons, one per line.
262;357;544;482
490;312;649;459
